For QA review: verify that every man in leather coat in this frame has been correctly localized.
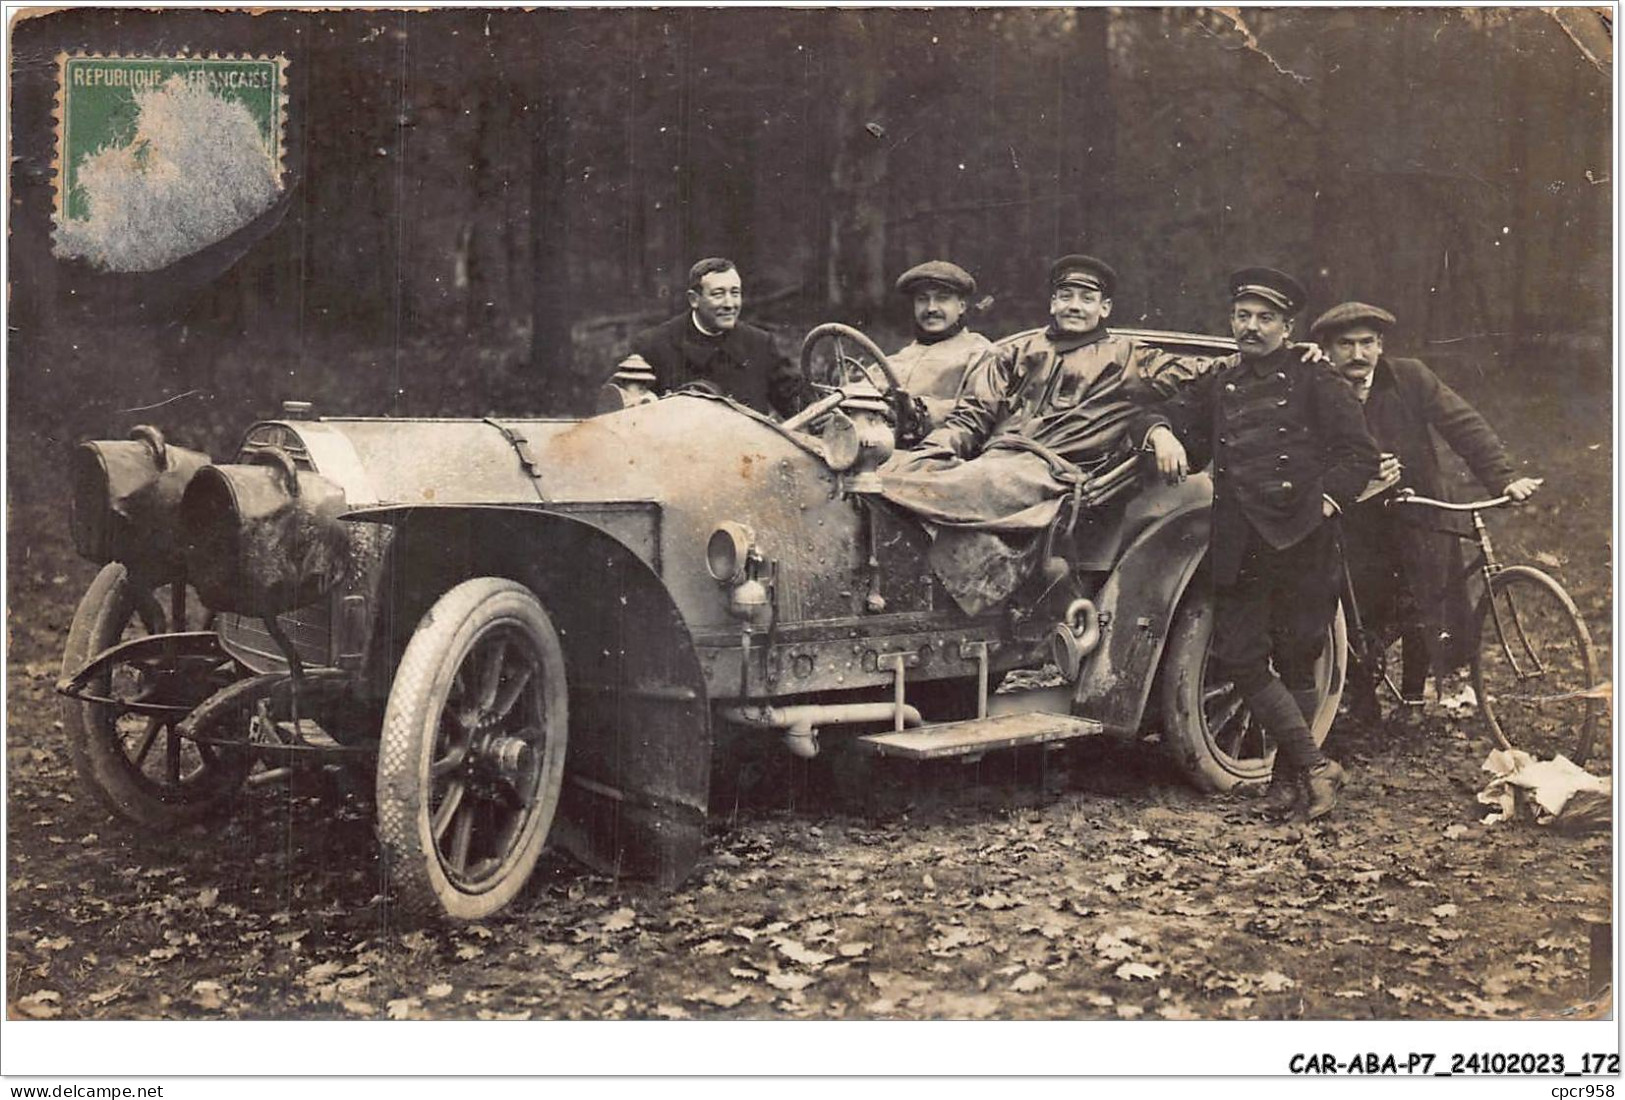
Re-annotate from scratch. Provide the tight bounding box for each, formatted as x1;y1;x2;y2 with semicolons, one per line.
886;260;993;434
879;254;1207;615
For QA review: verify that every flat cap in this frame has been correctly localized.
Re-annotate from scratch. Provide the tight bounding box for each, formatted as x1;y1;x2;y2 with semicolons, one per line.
1049;254;1118;297
895;260;976;297
1309;301;1398;342
1229;266;1307;315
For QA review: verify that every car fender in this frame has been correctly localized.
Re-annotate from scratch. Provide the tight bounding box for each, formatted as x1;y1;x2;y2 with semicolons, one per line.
1071;484;1212;737
367;504;709;888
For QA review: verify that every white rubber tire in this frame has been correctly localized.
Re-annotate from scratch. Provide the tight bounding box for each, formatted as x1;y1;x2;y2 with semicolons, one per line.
1160;594;1346;792
376;577;568;922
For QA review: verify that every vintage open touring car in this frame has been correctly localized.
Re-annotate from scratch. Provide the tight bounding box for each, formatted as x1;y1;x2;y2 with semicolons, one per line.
58;323;1344;921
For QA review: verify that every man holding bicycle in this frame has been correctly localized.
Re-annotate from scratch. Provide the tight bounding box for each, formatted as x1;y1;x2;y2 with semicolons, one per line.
1310;301;1541;717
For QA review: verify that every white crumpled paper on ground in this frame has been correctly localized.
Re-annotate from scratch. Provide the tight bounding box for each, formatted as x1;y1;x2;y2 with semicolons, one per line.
1477;748;1612;833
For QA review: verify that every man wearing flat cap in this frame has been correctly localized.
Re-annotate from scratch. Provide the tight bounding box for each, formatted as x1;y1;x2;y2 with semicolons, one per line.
879;253;1209;615
886;261;992;434
1143;268;1381;821
1313;301;1540;718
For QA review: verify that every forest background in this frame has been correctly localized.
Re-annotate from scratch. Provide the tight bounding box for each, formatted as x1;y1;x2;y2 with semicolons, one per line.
7;6;1613;443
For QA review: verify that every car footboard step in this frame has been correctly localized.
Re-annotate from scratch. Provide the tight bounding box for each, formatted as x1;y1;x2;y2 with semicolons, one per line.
857;712;1101;760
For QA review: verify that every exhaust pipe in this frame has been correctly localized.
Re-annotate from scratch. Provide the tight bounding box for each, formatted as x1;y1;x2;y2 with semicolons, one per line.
722;702;924;759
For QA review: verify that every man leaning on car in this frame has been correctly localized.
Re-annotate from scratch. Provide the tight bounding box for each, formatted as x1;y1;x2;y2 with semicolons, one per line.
1142;268;1381;822
615;257;805;418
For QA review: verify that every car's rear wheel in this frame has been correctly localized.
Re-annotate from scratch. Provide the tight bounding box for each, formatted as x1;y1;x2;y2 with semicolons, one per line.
1158;592;1346;791
376;577;568;922
61;562;250;828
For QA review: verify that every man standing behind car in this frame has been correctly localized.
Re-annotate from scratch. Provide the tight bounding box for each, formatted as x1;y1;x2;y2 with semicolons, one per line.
886;261;992;434
621;257;805;418
1143;268;1380;821
1311;301;1541;719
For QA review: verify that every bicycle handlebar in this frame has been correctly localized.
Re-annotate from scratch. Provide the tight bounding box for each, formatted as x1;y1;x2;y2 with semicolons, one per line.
1384;488;1522;513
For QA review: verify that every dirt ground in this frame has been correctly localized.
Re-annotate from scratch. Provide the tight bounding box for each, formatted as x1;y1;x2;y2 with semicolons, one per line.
5;362;1613;1025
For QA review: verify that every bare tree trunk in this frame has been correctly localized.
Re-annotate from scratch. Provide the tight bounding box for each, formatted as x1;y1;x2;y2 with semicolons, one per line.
1504;15;1533;350
624;9;650;300
1307;8;1360;307
1054;8;1114;252
529;87;572;412
800;15;834;307
675;11;698;267
825;10;888;310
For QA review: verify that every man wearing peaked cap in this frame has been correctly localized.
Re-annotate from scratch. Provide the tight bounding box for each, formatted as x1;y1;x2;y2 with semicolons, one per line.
1313;300;1540;721
1228;266;1307;316
886;261;992;436
877;251;1215;617
1140;267;1381;822
1048;253;1119;299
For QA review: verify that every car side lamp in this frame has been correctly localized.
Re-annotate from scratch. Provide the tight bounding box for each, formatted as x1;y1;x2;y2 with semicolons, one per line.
596;354;660;413
706;522;772;629
820;383;894;494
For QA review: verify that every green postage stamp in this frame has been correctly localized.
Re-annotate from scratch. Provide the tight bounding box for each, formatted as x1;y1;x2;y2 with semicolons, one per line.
53;54;288;271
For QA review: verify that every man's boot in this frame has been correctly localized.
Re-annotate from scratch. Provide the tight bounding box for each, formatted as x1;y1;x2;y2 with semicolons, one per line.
1247;680;1318;819
1303;759;1347;821
1262;766;1301;817
1399;632;1432;708
1255;689;1323;816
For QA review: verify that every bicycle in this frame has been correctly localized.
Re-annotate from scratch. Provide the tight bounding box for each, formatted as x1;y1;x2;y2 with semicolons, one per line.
1340;484;1606;771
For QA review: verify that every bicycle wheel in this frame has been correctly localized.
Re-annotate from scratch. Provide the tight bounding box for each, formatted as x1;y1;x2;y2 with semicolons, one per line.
1472;565;1603;767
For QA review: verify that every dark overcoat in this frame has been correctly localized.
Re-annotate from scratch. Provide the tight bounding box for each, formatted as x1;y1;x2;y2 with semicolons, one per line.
1147;344;1381;585
1347;356;1518;669
629;313;805;418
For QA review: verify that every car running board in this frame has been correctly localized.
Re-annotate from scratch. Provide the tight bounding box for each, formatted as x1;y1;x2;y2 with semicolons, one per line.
856;712;1102;762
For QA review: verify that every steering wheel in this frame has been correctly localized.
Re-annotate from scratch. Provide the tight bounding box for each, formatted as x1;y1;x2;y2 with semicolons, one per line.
798;323;924;444
799;322;902;393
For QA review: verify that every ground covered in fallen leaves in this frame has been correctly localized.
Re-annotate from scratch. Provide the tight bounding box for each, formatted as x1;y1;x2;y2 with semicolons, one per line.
6;362;1613;1023
4;724;1613;1022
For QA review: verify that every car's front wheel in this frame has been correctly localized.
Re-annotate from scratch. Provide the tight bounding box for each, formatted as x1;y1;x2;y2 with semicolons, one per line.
377;577;568;922
1158;593;1346;791
61;562;250;828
